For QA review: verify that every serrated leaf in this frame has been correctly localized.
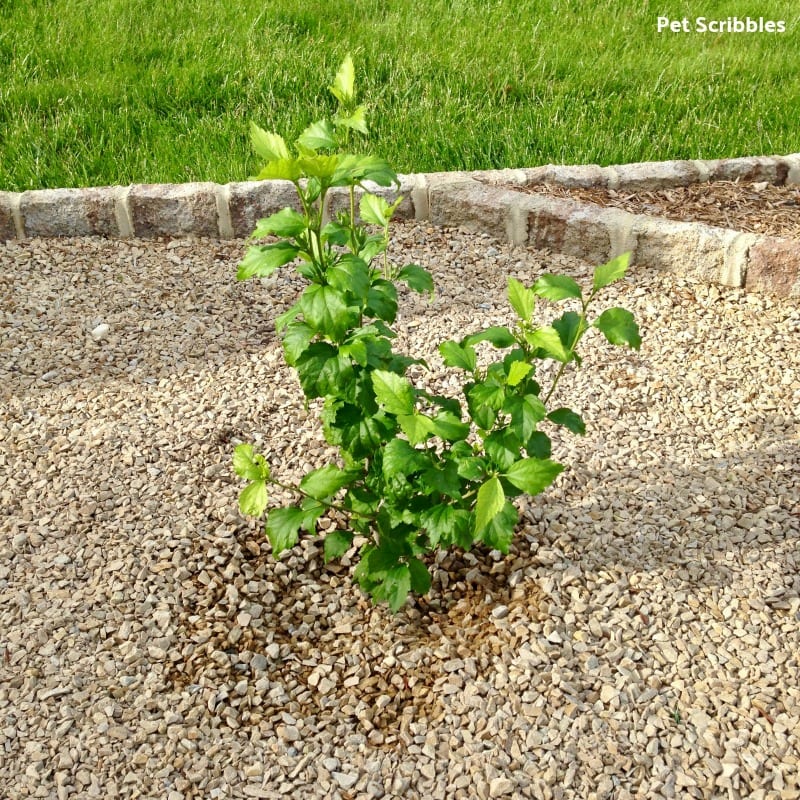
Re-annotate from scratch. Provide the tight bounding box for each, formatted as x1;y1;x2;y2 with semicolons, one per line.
300;464;356;499
439;340;477;372
462;326;516;349
372;370;415;416
594;307;641;349
298;154;340;180
382;438;427;481
421;505;471;547
298;119;336;151
323;530;354;563
250;123;290;162
238;480;268;517
429;411;470;442
547;407;586;435
327;255;370;301
253;158;302;182
525;431;552;459
275;302;301;332
397;264;434;295
265;507;305;555
359;193;392;226
506;360;533;387
478;500;518;553
503;458;564;495
365;280;397;323
333;104;368;134
552;310;586;353
408;557;432;595
474;476;505;534
504;394;547;442
233;443;270;481
508;277;535;321
468;381;506;411
300;284;355;341
532;273;583;301
330;53;355;103
593;252;631;291
484;429;521;472
236;242;299;280
397;413;435;445
380;564;411;613
250;208;306;239
525;326;571;363
282;321;315;366
333;154;397;187
421;459;462;499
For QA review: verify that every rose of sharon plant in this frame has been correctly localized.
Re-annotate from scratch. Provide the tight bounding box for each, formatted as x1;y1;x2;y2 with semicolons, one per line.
233;56;641;612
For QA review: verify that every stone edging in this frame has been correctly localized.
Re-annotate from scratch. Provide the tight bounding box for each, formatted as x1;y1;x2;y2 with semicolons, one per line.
1;154;798;296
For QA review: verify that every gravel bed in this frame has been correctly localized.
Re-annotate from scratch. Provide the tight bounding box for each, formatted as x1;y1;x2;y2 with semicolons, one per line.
1;224;799;799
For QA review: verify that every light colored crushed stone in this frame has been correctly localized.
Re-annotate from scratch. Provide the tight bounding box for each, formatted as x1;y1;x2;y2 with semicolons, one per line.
1;223;798;799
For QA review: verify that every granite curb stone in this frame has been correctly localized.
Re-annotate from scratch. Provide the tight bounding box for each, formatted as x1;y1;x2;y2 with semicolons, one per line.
1;153;798;295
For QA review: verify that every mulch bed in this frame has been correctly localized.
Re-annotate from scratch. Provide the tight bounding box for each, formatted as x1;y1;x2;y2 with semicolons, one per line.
516;180;800;240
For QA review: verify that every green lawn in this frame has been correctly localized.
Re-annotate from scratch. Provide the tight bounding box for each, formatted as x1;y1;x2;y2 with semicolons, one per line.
1;0;798;190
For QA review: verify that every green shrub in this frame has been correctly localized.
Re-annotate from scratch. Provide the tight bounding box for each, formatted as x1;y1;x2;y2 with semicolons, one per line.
234;56;641;612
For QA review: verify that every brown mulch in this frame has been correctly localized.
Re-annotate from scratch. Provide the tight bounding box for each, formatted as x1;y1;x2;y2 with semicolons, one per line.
515;180;800;240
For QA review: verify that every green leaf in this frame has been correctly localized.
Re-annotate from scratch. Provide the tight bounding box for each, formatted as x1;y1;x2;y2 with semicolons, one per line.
372;370;415;416
250;208;306;239
333;154;397;187
275;302;301;332
439;340;477;372
379;564;411;613
421;459;462;499
330;53;355;104
382;438;427;481
552;311;586;354
299;464;356;499
336;405;396;459
463;326;516;349
505;394;548;442
484;429;521;472
297;119;336;151
594;307;642;349
238;480;268;517
327;256;370;301
429;411;470;442
547;407;586;435
506;360;532;387
282;321;315;365
323;530;354;563
265;507;306;555
593;252;631;291
365;280;398;323
525;326;571;363
250;123;290;162
532;273;583;301
296;343;342;398
359;193;392;226
397;264;434;295
503;458;564;495
508;277;535;321
397;413;435;445
478;500;518;553
468;381;506;411
421;505;471;547
525;431;552;459
333;105;368;135
253;158;302;182
299;154;340;181
233;443;270;481
474;476;505;534
408;557;432;595
236;242;299;280
300;284;356;341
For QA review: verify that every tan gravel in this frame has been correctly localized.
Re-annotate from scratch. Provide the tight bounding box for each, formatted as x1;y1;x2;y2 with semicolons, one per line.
1;224;799;799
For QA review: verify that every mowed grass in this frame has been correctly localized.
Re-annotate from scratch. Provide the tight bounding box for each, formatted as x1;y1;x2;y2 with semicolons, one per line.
0;0;798;190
